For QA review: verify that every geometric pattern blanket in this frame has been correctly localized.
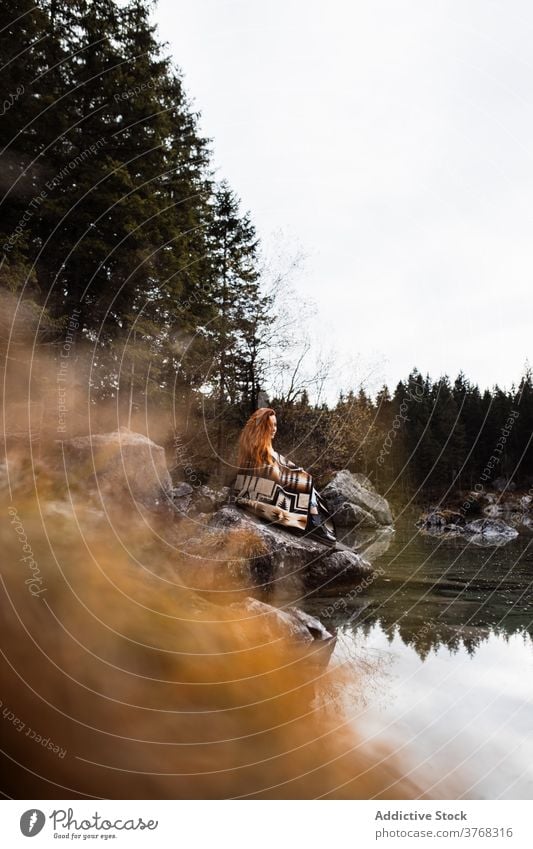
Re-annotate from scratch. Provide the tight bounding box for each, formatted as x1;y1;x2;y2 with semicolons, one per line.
232;450;335;535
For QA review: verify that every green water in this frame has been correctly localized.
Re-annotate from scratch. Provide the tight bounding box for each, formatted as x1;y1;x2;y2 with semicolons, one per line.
305;511;533;799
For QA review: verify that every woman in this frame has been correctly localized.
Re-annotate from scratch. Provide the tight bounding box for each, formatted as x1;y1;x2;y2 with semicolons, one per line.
233;407;337;547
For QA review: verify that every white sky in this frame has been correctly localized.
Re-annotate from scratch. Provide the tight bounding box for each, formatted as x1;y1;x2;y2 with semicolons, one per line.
154;0;533;396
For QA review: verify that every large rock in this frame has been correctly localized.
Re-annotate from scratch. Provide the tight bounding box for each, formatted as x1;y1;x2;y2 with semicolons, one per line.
229;597;337;666
463;518;519;542
416;508;466;531
200;504;374;595
321;470;393;527
230;597;332;643
333;502;379;529
59;427;172;507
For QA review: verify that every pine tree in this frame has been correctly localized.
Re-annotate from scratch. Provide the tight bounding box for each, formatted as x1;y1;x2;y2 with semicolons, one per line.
1;0;220;414
431;375;466;491
514;366;533;485
205;183;264;467
0;0;52;297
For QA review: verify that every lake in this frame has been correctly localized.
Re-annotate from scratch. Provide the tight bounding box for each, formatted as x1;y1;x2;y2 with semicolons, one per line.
303;510;533;799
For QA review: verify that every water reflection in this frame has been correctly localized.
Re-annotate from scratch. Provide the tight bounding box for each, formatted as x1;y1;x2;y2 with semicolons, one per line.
305;516;533;798
307;510;533;659
338;525;396;560
340;624;533;799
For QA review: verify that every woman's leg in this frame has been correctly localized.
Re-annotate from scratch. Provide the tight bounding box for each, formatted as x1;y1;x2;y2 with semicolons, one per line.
306;487;336;545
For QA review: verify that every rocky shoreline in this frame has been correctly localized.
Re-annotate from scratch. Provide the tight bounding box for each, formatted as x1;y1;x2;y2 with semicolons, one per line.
416;487;532;545
45;428;397;663
29;427;532;661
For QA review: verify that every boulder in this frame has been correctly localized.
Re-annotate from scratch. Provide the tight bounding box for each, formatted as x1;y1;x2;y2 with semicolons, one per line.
59;427;172;507
321;470;393;527
463;518;519;542
230;597;333;644
333;502;379;529
229;597;337;666
416;508;466;531
203;504;373;595
304;547;375;591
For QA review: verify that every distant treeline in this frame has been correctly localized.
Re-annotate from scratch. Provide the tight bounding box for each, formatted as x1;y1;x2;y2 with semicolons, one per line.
272;369;533;500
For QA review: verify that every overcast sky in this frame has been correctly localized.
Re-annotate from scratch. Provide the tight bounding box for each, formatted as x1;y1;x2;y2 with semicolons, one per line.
154;0;532;397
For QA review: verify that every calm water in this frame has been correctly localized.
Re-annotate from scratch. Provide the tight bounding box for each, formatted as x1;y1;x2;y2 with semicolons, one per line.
305;510;533;799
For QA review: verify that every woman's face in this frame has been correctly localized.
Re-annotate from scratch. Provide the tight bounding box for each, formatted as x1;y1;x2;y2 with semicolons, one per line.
269;414;277;439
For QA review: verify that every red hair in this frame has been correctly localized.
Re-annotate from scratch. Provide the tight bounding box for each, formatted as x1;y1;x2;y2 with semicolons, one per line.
237;407;276;471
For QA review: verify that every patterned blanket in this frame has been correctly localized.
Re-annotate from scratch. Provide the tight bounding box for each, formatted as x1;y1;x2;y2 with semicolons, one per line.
232;450;334;534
